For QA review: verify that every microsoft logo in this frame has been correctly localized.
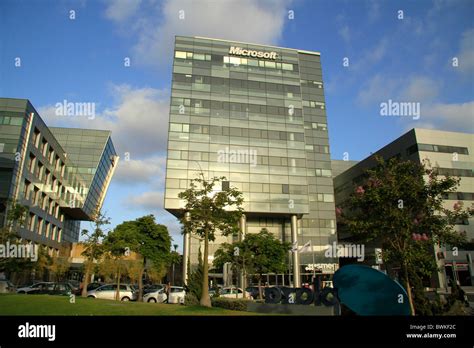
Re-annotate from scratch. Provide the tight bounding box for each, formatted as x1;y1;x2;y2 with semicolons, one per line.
229;46;277;60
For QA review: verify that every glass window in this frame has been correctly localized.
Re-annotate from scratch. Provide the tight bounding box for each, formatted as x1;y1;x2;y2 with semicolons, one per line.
175;51;187;59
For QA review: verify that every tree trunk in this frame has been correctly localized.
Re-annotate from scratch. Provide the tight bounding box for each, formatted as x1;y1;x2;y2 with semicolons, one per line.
200;229;211;307
258;277;263;300
81;265;90;297
138;258;145;302
403;263;416;316
115;264;121;301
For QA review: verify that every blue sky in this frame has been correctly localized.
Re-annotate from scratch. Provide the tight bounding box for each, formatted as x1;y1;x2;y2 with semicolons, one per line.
1;0;473;250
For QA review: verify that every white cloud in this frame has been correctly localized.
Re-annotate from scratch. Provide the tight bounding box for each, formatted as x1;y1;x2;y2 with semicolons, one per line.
455;28;474;74
107;0;291;68
422;101;474;131
104;0;142;21
114;156;166;185
38;84;170;158
399;76;440;102
128;191;164;211
338;25;351;43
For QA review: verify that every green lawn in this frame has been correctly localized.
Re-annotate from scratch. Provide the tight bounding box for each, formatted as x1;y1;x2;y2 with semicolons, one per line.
0;294;258;316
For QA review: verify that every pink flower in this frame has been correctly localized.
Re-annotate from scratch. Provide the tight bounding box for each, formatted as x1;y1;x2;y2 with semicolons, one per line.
453;202;461;210
413;218;419;225
336;207;342;216
412;233;419;241
356;186;365;195
421;233;429;241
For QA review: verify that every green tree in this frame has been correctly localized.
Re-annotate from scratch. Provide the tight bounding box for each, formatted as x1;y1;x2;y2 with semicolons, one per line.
338;157;470;315
48;256;70;282
186;248;204;300
178;175;243;307
214;228;290;299
80;211;110;297
107;215;171;301
103;227;130;301
0;201;29;277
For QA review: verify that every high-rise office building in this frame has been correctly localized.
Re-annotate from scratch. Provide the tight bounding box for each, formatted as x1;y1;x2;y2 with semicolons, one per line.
164;36;337;286
334;128;474;287
0;98;118;255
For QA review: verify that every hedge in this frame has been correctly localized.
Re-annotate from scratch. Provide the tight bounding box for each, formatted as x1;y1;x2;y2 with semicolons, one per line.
211;298;251;311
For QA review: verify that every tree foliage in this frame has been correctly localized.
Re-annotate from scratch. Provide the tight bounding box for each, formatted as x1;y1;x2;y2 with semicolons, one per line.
214;228;290;299
178;175;243;307
338;157;471;315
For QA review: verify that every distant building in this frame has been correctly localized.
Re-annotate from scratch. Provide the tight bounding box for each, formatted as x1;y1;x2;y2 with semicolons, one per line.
0;98;118;256
334;128;474;287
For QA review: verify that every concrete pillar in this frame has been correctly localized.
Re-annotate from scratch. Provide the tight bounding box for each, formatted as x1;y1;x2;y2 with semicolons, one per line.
291;214;301;288
239;214;246;289
183;212;191;286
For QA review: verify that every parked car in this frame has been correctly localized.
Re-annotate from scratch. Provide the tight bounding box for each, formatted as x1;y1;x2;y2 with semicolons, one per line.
220;287;252;299
67;280;81;294
27;282;73;296
16;282;55;294
167;286;186;304
86;282;105;292
143;288;167;303
0;280;16;293
87;284;137;301
143;284;164;294
245;286;263;299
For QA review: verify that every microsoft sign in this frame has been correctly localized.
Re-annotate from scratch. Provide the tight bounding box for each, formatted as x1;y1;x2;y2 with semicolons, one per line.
229;46;277;60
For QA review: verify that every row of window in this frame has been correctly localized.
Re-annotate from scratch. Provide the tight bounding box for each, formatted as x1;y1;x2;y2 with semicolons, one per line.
435;167;473;177
173;73;303;94
407;143;469;156
23;180;66;221
0;116;24;126
27;150;86;198
168;149;307;166
442;192;474;201
169;123;305;142
171;97;304;116
175;51;297;71
27;212;62;242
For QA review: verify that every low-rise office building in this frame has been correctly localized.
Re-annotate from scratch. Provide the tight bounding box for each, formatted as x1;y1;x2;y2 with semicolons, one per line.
334;128;474;287
0;98;118;256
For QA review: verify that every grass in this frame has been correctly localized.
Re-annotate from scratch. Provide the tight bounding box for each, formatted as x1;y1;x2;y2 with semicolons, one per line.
0;294;259;316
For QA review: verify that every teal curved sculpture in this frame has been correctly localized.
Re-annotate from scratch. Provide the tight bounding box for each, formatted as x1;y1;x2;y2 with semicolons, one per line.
333;264;411;315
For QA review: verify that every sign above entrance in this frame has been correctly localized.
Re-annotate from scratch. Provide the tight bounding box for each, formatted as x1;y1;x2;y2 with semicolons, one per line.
229;46;278;60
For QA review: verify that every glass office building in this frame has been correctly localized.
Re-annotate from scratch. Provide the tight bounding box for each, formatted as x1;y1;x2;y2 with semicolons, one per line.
164;36;337;287
0;98;118;255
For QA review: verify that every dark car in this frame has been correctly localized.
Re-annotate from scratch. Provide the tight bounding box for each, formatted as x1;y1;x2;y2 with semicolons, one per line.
27;282;73;296
245;286;263;299
67;280;81;294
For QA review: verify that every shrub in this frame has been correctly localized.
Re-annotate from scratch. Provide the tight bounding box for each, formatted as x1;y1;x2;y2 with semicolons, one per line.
184;293;200;306
211;298;250;311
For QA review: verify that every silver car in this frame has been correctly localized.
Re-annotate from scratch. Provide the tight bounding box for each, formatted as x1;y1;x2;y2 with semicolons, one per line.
87;284;137;301
143;288;167;303
16;282;54;294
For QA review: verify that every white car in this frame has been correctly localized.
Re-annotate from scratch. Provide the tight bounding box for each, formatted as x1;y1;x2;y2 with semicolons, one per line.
219;287;252;299
167;286;186;304
143;288;167;303
87;284;137;301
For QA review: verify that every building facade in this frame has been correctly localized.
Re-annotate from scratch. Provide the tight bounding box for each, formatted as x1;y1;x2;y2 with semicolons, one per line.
164;36;337;287
0;98;118;255
334;128;474;287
